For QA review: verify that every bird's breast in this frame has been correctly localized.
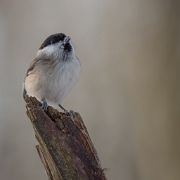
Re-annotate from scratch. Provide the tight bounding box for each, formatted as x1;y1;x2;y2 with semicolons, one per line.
42;57;81;104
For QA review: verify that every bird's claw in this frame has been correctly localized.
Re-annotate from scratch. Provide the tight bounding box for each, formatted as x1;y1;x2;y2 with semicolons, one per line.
41;100;48;111
65;111;73;118
58;104;72;118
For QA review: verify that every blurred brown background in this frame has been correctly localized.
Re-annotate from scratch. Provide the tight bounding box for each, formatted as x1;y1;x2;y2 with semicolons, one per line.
0;0;180;180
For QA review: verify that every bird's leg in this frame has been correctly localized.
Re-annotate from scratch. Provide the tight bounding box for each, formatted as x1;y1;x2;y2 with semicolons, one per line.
58;104;72;118
58;104;67;112
41;99;48;111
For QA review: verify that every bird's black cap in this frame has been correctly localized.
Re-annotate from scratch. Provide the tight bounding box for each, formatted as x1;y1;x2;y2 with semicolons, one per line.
39;33;66;50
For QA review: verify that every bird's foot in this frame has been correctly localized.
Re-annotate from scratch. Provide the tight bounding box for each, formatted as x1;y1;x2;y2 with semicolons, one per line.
41;100;48;111
58;104;72;118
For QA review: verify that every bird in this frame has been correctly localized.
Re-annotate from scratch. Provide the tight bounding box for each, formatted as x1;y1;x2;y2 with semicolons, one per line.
23;33;81;114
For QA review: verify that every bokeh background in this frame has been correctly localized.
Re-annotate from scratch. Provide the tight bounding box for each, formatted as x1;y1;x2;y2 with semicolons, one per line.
0;0;180;180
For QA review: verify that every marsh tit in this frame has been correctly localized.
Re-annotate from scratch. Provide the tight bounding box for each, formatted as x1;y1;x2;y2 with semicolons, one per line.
23;33;81;113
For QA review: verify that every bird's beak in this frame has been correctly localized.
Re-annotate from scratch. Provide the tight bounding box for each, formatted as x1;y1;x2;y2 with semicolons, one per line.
60;36;70;49
63;36;71;44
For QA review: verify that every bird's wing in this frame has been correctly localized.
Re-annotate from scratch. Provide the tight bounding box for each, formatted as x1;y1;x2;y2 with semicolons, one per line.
25;58;42;77
23;58;42;99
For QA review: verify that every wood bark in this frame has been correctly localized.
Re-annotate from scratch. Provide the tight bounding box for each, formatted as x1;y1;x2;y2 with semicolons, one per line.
25;96;107;180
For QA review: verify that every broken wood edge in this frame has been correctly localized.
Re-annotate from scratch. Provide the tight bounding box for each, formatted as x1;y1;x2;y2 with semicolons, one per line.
36;145;56;180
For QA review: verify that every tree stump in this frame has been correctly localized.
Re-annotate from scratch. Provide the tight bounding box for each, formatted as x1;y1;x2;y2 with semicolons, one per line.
25;96;107;180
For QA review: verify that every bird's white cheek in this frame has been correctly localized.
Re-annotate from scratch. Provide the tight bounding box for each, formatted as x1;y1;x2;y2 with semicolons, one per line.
36;45;61;59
